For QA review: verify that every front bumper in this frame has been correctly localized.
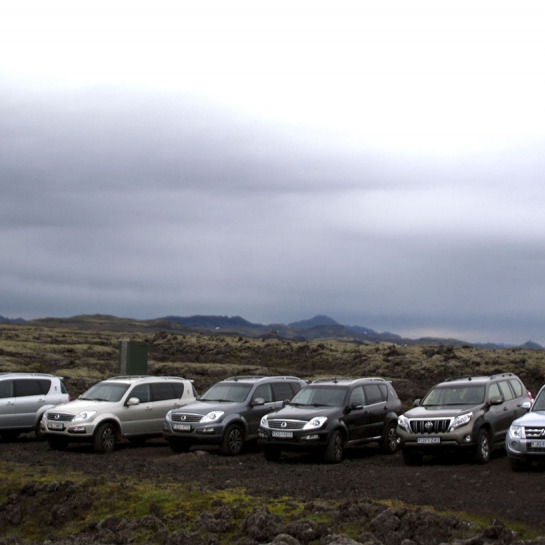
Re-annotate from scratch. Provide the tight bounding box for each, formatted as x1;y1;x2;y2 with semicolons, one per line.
44;420;97;439
397;428;476;452
506;435;545;460
163;420;225;445
257;426;330;451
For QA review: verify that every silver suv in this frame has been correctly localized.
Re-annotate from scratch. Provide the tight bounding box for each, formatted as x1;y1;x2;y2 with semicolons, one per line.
0;373;70;440
397;373;531;464
44;375;196;452
506;384;545;470
163;375;306;455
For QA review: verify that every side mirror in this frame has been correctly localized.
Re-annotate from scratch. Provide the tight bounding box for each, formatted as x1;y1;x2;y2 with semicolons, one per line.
251;397;265;407
413;399;421;407
489;396;503;406
521;401;532;410
126;397;140;407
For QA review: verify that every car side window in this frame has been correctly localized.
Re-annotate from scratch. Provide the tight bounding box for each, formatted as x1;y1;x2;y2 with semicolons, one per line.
498;381;514;401
272;382;295;402
0;380;13;398
509;379;523;398
171;382;184;398
14;379;50;397
151;383;179;402
349;386;365;407
130;384;151;403
253;384;273;403
487;383;501;401
363;384;383;405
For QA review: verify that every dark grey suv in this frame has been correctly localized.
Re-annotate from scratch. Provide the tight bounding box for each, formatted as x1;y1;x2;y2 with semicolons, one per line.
397;373;531;465
163;375;306;455
258;377;402;463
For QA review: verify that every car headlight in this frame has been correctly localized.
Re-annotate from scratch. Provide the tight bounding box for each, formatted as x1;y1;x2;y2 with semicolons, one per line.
510;424;526;439
397;415;410;432
72;410;97;422
201;411;224;423
450;412;472;431
260;415;269;427
303;416;327;430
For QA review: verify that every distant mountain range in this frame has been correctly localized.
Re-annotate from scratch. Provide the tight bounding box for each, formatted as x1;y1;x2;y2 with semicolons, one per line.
1;313;542;350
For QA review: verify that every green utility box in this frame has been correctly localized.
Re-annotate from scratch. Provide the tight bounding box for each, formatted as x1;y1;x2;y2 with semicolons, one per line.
118;339;148;375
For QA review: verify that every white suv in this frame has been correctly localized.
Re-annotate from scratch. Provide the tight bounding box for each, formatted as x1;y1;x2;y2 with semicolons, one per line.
44;375;196;452
0;373;70;441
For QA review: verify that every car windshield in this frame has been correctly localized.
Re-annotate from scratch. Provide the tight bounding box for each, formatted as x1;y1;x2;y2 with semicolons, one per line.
79;382;130;402
200;382;252;402
532;390;545;412
290;386;347;407
421;385;485;407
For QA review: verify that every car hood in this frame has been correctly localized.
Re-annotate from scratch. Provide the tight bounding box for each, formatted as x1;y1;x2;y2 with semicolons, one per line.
47;399;119;415
266;405;340;421
170;400;244;415
403;405;478;419
511;410;545;427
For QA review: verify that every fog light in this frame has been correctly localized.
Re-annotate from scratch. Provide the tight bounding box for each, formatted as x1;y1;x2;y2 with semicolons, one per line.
464;434;472;443
510;441;519;450
68;426;86;434
301;434;319;441
197;427;215;434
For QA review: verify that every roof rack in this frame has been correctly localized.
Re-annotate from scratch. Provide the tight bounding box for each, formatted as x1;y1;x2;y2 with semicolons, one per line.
312;377;352;384
225;375;302;382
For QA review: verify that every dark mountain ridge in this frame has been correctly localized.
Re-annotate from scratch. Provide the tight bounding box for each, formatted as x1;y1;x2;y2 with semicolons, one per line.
13;312;543;349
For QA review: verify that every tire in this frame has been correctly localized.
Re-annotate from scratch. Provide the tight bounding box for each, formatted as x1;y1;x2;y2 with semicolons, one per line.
168;439;191;453
263;446;282;462
380;422;398;454
221;424;244;456
324;430;344;463
402;449;423;466
474;428;491;464
509;457;531;472
48;437;69;451
35;419;46;441
93;423;117;453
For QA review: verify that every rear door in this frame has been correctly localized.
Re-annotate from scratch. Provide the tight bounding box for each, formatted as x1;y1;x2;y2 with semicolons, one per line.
14;379;51;428
149;382;186;433
362;384;388;439
0;379;15;429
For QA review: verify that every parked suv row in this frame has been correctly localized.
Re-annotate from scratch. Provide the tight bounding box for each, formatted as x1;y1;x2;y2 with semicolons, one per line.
397;373;531;465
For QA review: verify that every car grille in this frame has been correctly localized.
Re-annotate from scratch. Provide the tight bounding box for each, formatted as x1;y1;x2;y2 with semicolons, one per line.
409;418;452;434
268;419;307;430
171;414;203;423
46;412;75;422
524;426;545;439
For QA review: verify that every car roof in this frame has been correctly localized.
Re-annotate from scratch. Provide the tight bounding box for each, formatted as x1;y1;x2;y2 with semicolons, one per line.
0;372;59;379
104;375;190;384
437;373;520;387
310;377;390;386
221;375;303;384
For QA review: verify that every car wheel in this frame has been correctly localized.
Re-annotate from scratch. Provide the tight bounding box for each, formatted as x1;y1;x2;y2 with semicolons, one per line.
402;449;423;466
35;419;46;441
221;424;244;456
474;428;491;464
324;430;344;463
93;423;117;453
263;446;282;462
509;457;532;471
48;437;69;451
169;439;191;453
380;422;398;454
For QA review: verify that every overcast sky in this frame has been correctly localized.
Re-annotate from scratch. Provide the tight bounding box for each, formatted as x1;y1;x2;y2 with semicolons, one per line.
1;1;545;345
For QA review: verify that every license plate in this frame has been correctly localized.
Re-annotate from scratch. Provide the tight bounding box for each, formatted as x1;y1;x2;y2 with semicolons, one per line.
530;440;545;448
417;437;440;444
48;422;64;431
272;430;293;439
173;423;191;431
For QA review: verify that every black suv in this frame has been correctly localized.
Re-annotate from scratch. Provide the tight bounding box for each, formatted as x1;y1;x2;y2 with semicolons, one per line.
258;377;402;463
397;373;532;465
163;376;306;455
